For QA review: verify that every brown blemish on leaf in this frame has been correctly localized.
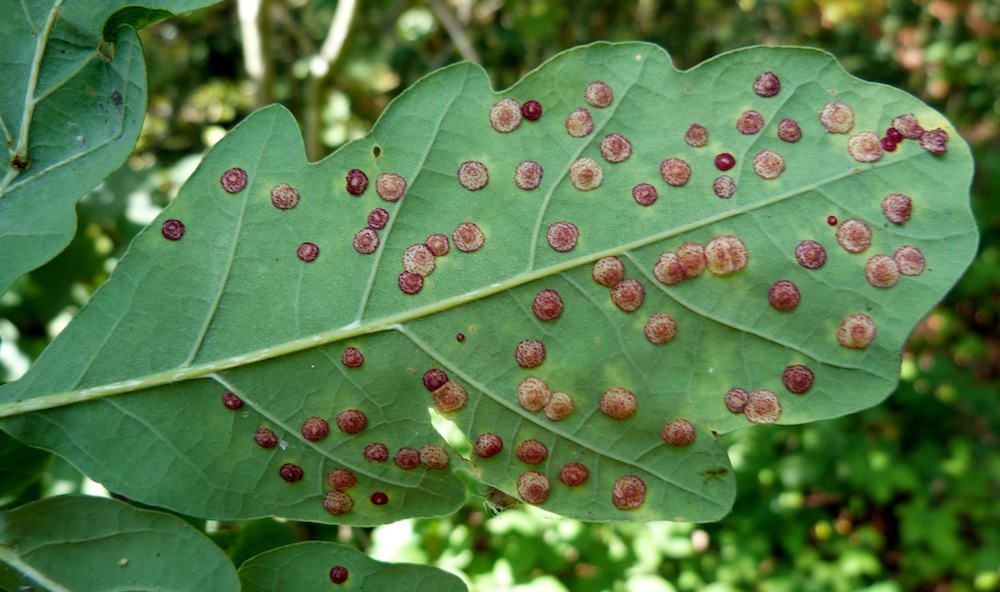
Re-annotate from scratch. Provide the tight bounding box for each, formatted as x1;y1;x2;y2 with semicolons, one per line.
403;243;436;277
661;418;696;446
736;110;764;135
592;257;625;287
894;245;926;276
327;469;356;491
611;278;645;312
632;183;658;206
865;254;900;289
795;240;827;270
375;172;406;202
546;221;579;252
398;271;424;295
367;208;389;230
778;118;802;143
654;252;686;286
685;123;709;147
920;128;949;154
432;381;468;413
424;233;451;256
161;219;185;241
420;444;450;469
515;161;543;190
220;167;247;193
836;219;872;254
677;243;705;277
489;98;522;133
612;475;646;510
600;133;633;163
644;312;677;344
713;175;736;198
270;183;300;210
724;387;749;413
600;387;637;420
838;313;876;349
346;169;368;196
753;71;781;97
752;150;786;179
517;470;551;504
515;340;546;369
892;114;924;139
363;442;389;462
516;439;548;465
848;132;884;162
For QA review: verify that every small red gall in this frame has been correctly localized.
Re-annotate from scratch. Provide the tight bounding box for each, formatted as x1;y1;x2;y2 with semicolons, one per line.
893;114;925;139
458;160;489;191
420;444;450;469
363;442;389;462
341;346;364;368
326;469;356;491
796;240;828;270
336;409;368;434
220;167;247;193
919;128;949;154
745;390;782;424
644;312;677;345
584;80;614;108
453;222;485;252
370;491;389;505
713;175;736;199
570;157;603;190
517;470;550;505
543;390;575;421
424;233;450;256
827;215;839;226
517;376;551;412
768;280;801;311
660;158;692;186
474;433;503;458
894;245;926;276
753;71;781;97
394;447;422;470
612;475;646;510
881;136;898;152
600;387;637;420
836;219;872;254
714;153;736;171
515;339;546;369
367;207;389;230
432;381;468;414
736;110;764;135
611;278;645;312
422;368;449;392
346;169;368;196
323;491;353;516
677;241;704;277
532;289;564;321
270;183;300;210
254;428;278;448
778;118;802;143
456;332;465;342
514;161;543;190
489;98;522;133
820;101;855;134
565;107;594;137
882;193;912;224
886;127;904;143
600;133;633;163
848;132;884;163
662;418;696;446
353;227;380;255
632;183;658;206
375;172;406;202
301;417;330;441
705;235;749;275
653;252;686;286
296;242;319;262
221;392;243;410
161;219;185;241
838;313;877;349
398;271;424;295
521;100;542;121
546;221;579;252
402;243;435;277
516;439;548;465
279;463;303;482
865;254;900;289
559;462;590;487
592;257;625;287
724;387;749;413
329;565;349;584
752;150;786;179
782;365;814;395
685;123;709;147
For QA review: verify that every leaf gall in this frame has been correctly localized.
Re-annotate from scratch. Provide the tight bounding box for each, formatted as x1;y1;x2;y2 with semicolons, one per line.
161;219;185;241
782;365;814;395
279;463;304;482
432;381;468;414
489;98;522;133
660;158;692;186
458;160;489;190
341;347;364;368
865;254;900;289
546;221;579;252
453;222;485;252
544;391;575;421
323;491;353;516
565;108;594;137
882;193;912;224
254;428;278;449
515;340;546;369
600;133;633;163
394;447;422;470
894;245;926;276
644;312;677;344
705;235;749;275
220;167;247;193
336;409;368;434
375;172;406;202
270;183;300;210
661;418;696;446
820;101;855;134
744;390;782;424
611;278;645;312
514;161;543;190
517;376;551;412
768;280;801;311
736;110;764;135
632;183;658;206
474;433;503;458
346;169;368;196
326;469;356;491
612;475;646;510
584;80;614;108
570;157;603;190
795;240;827;270
836;219;872;254
301;417;330;441
592;257;625;287
517;470;551;505
559;463;590;487
532;289;564;321
296;242;319;262
838;313;876;349
753;71;781;97
516;439;548;465
600;387;637;420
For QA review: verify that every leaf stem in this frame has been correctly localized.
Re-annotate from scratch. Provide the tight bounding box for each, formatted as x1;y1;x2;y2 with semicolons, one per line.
0;545;72;592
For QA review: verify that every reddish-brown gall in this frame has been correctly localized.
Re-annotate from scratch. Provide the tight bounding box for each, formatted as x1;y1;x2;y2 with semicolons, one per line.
838;313;876;349
828;216;839;226
323;491;353;516
270;183;300;210
420;444;450;469
424;233;450;256
600;387;637;420
546;221;579;252
516;439;548;465
768;280;801;311
886;127;904;143
458;161;489;191
752;150;786;179
600;133;633;163
584;80;614;108
364;442;389;462
892;114;924;139
894;245;926;276
565;108;594;137
398;271;424;295
611;278;645;312
222;392;243;410
715;153;736;171
297;242;319;262
521;100;542;121
489;98;522;133
370;492;389;505
865;254;900;289
394;447;422;470
422;368;449;392
570;157;604;190
254;428;278;448
660;158;692;186
532;289;564;321
713;175;736;199
279;463;304;482
329;565;349;584
432;381;468;414
402;243;435;277
375;172;406;202
836;219;872;254
644;312;677;345
453;222;485;252
559;463;590;487
161;219;185;241
745;390;782;424
737;110;764;135
220;167;247;193
336;409;368;434
685;123;709;147
353;227;380;255
367;207;389;230
612;475;647;510
654;252;686;286
782;365;814;395
515;340;546;369
848;132;884;162
517;376;551;412
544;391;575;421
341;347;364;368
592;257;625;287
346;169;368;196
795;240;827;270
753;71;781;97
724;387;749;413
474;433;503;458
301;417;330;441
515;161;543;190
662;418;696;446
326;469;356;491
882;193;912;224
517;471;551;505
705;235;749;275
820;101;855;133
920;128;949;154
632;183;658;206
778;118;802;143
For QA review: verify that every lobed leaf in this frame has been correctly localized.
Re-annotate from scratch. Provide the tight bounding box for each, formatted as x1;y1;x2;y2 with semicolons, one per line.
0;43;977;524
0;0;219;296
0;495;239;591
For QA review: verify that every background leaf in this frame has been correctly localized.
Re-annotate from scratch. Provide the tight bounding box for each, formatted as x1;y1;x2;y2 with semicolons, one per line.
0;43;977;524
0;495;239;591
237;541;468;591
0;0;219;296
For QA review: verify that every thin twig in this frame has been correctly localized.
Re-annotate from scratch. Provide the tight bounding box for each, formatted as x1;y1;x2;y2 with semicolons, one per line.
429;0;480;64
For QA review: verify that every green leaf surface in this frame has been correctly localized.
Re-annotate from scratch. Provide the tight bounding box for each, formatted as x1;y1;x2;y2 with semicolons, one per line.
0;43;977;523
238;541;468;591
0;0;219;296
0;431;51;499
0;495;239;591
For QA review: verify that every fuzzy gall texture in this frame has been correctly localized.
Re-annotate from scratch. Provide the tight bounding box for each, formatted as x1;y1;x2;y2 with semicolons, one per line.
660;158;691;186
457;160;489;191
795;240;827;270
515;340;546;369
724;387;749;413
705;235;748;275
782;365;815;395
394;447;422;470
279;463;304;482
341;347;364;368
611;278;645;312
584;80;614;108
422;368;449;392
753;71;781;97
326;469;356;491
375;172;406;202
296;242;319;262
685;123;709;147
565;108;594;137
270;183;300;210
600;133;633;163
744;390;782;424
644;313;677;345
301;417;330;441
516;439;548;465
836;219;872;254
777;118;802;143
453;222;485;252
559;462;590;487
894;245;926;276
517;471;551;505
632;183;658;206
546;221;579;252
600;387;637;420
768;280;801;311
612;475;646;510
882;193;912;224
345;169;368;195
592;257;625;287
474;433;503;458
323;491;353;516
713;175;736;199
336;409;368;434
532;289;564;321
838;313;876;349
514;161;543;190
820;101;855;133
222;392;243;410
489;98;522;133
865;254;901;289
569;158;603;190
363;442;389;462
161;219;185;241
220;167;248;193
254;428;278;448
543;391;575;421
517;376;551;411
420;444;450;469
432;381;468;414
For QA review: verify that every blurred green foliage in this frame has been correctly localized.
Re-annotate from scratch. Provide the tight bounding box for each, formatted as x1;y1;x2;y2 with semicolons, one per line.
1;1;997;590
